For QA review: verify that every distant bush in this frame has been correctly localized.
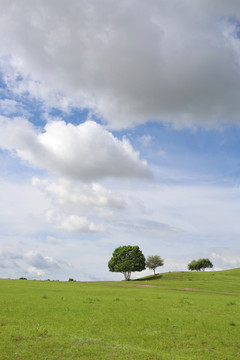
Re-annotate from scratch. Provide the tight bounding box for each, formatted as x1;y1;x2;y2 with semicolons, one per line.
68;278;75;282
188;258;213;271
19;277;27;280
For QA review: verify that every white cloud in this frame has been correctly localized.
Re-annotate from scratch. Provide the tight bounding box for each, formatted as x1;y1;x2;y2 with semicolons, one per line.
45;209;104;234
23;250;71;279
0;117;152;180
57;214;104;233
32;178;114;233
0;248;70;280
138;135;152;147
1;1;240;128
211;249;240;269
0;99;28;116
25;250;61;269
27;266;45;277
32;177;126;209
0;249;22;270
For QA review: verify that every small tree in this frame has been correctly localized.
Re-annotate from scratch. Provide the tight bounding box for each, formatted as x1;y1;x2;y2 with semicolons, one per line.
146;255;164;275
108;245;146;280
198;258;213;271
188;260;199;271
188;258;213;271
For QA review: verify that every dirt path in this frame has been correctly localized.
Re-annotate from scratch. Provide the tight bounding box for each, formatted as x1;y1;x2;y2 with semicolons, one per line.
134;284;157;288
128;283;240;296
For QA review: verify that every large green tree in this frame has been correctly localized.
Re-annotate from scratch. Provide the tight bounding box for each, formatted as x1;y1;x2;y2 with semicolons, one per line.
108;245;146;280
146;255;164;275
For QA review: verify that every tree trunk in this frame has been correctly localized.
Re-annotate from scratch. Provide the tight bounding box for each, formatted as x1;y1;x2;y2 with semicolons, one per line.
154;268;156;275
123;271;131;281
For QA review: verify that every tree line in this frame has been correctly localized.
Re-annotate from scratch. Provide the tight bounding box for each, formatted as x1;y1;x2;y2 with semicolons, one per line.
108;245;213;280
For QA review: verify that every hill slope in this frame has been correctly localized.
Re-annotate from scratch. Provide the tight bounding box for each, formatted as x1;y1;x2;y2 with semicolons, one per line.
133;268;240;294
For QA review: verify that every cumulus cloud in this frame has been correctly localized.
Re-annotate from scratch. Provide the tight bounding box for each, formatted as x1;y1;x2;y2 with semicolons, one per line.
1;1;240;128
211;248;240;269
27;266;45;277
23;250;70;279
0;117;151;180
0;248;68;279
32;177;116;233
0;99;28;117
25;250;61;269
57;215;104;233
32;177;126;209
45;209;104;233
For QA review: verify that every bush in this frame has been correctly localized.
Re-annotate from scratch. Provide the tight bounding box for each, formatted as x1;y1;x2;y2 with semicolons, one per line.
188;258;213;271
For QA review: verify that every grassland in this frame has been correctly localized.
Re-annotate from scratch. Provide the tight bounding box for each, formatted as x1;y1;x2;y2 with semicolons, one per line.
0;269;239;360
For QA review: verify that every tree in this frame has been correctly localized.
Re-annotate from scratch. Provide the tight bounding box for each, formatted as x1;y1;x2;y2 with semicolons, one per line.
108;245;146;280
188;260;199;271
146;255;164;275
198;258;213;271
188;258;213;271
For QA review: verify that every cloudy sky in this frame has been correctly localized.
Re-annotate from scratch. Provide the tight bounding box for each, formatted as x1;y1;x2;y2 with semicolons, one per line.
1;0;240;281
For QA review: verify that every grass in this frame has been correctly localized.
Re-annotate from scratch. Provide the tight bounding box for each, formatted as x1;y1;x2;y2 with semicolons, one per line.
132;268;240;294
0;269;239;359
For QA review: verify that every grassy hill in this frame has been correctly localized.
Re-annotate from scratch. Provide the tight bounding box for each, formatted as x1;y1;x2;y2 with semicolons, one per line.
133;268;240;294
0;269;239;360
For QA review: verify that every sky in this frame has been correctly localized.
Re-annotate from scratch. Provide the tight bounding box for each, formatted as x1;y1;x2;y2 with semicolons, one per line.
0;0;240;281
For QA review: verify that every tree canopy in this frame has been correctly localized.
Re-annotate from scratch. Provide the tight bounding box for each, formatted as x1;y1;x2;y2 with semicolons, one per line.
146;255;164;275
108;245;146;280
188;258;213;271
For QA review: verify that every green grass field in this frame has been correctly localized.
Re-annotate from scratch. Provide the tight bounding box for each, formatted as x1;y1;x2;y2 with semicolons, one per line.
0;269;239;359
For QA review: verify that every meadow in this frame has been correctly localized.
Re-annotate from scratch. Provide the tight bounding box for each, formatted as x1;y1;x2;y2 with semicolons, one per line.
0;269;239;360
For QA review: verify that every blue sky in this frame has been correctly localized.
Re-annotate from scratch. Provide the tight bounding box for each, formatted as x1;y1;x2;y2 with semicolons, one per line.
0;0;240;280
